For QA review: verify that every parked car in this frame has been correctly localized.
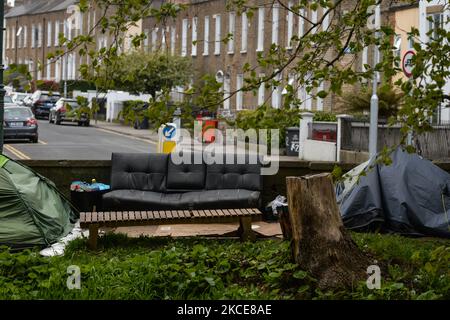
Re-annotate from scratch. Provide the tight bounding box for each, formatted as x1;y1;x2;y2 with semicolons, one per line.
10;92;31;106
49;98;90;126
3;95;18;107
30;90;61;119
2;106;39;143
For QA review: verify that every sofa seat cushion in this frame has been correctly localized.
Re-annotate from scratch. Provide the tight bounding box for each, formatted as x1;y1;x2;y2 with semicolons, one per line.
102;189;260;211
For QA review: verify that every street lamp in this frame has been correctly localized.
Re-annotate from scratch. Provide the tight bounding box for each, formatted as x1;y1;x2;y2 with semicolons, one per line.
368;3;381;159
1;0;6;153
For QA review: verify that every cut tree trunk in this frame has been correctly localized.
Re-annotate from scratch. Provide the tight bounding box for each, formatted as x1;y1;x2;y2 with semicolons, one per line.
286;173;372;290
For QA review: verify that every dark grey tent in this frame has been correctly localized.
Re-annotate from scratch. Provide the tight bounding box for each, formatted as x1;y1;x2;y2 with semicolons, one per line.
0;154;79;248
336;148;450;238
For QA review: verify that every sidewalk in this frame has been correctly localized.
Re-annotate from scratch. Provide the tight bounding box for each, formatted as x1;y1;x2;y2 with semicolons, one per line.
92;120;159;143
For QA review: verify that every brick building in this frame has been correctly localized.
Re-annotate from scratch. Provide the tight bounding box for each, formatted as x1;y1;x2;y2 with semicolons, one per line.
4;0;112;84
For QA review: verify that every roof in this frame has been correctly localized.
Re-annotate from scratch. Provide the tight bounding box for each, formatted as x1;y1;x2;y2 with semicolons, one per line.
5;0;78;18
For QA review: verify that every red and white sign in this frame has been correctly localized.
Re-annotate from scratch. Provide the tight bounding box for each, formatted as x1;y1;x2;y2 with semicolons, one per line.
402;50;416;78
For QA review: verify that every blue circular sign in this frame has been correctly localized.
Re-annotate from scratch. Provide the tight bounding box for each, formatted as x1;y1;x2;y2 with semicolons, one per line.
163;124;176;140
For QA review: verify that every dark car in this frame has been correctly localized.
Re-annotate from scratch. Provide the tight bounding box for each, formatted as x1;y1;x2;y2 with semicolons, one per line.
30;90;61;119
3;106;39;143
49;98;90;126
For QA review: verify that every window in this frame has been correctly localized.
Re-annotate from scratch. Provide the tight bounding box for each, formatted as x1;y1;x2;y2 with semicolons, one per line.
171;26;176;55
236;74;243;110
393;34;401;59
31;24;35;48
257;8;264;51
143;28;149;50
272;73;282;109
362;46;368;73
6;27;9;49
223;73;230;110
204;16;210;55
11;26;15;49
241;12;248;53
192;17;198;56
18;27;22;48
54;21;59;46
214;14;221;55
316;82;324;111
322;6;329;31
286;1;294;49
47;21;52;47
46;59;51;79
23;25;27;48
272;4;279;45
38;23;42;47
299;8;305;37
228;12;235;54
162;26;168;50
55;59;61;81
311;9;318;34
258;74;265;106
428;12;443;40
181;18;188;56
152;28;158;51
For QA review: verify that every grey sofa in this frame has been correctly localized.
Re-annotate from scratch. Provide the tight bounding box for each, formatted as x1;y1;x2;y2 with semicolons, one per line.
102;153;262;211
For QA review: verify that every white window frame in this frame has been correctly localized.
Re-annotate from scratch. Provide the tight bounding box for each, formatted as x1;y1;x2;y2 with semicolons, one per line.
258;74;265;106
299;8;305;37
311;9;318;34
214;14;221;55
55;59;61;81
38;23;42;47
23;25;27;48
171;26;176;56
316;82;324;111
143;28;149;50
31;24;35;48
257;7;264;52
236;74;244;110
11;26;15;49
192;17;198;56
46;59;51;79
152;27;158;51
286;1;294;49
272;3;279;45
203;16;210;55
181;18;188;56
54;21;59;46
223;73;231;110
322;6;330;31
272;73;282;109
47;21;52;47
241;12;248;53
6;27;9;49
228;12;235;54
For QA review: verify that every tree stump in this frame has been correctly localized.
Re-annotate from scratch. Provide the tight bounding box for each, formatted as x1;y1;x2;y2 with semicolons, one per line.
286;173;371;290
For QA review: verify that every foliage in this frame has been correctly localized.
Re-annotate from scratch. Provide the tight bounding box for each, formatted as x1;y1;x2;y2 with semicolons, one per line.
63;80;96;93
65;96;92;120
0;233;448;300
340;84;405;118
313;111;337;122
32;80;60;92
118;100;147;126
5;64;32;92
83;51;192;98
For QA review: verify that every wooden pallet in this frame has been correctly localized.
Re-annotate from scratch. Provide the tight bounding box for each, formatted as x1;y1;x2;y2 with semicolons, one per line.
79;208;262;249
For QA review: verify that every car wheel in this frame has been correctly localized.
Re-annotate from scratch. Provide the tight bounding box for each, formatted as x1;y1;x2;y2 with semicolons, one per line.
78;121;83;126
31;136;38;143
84;121;90;127
55;116;61;125
48;114;53;123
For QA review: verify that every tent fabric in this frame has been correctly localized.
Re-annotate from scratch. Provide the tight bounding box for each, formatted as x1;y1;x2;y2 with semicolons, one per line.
0;154;79;247
336;148;450;238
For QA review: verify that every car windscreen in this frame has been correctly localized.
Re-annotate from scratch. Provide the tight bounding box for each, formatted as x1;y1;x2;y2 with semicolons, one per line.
41;94;61;102
63;101;80;109
4;96;13;103
4;108;33;120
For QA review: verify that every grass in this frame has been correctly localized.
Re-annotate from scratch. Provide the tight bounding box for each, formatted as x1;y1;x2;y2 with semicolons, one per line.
0;232;448;300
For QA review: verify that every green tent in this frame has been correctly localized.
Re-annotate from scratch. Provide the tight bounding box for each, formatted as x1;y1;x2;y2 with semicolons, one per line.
0;154;78;248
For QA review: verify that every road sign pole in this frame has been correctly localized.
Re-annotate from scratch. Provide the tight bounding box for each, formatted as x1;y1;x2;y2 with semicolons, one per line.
368;4;380;159
0;0;6;154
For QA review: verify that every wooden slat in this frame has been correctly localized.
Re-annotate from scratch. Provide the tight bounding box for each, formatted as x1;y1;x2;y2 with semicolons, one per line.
86;212;92;222
233;209;243;216
165;211;172;219
154;211;161;219
212;209;222;217
129;211;135;221
92;212;98;223
80;213;86;223
171;210;178;218
191;210;201;217
176;210;185;218
140;211;147;220
111;212;117;222
204;210;213;217
117;212;123;221
104;212;110;222
185;210;193;218
147;211;154;219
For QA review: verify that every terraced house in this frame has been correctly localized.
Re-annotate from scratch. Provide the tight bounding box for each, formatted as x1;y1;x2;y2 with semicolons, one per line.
4;0;112;83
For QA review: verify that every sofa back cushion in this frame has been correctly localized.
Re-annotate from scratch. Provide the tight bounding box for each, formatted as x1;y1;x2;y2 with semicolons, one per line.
167;153;206;190
110;153;168;192
204;153;262;191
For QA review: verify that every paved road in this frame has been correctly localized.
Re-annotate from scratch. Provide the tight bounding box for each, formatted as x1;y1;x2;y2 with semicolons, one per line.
3;120;157;160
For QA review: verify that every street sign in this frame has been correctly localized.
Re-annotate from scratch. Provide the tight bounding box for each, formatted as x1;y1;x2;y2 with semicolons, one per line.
158;123;178;154
162;124;176;140
402;50;416;78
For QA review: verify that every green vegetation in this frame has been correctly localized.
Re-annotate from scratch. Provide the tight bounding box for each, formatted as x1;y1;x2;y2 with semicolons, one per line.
0;233;448;300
